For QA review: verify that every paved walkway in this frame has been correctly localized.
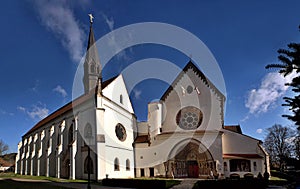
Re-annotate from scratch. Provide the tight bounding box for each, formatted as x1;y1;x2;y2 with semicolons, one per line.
170;179;198;189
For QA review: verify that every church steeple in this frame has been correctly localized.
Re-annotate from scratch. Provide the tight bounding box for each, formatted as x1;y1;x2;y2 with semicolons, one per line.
83;14;102;94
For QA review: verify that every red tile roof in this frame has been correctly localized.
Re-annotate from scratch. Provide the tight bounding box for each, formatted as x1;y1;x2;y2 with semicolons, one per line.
223;153;263;159
134;135;150;143
0;157;13;167
224;125;242;134
23;77;117;137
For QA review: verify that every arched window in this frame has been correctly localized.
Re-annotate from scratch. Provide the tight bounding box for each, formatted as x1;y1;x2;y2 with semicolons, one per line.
126;159;130;171
84;156;94;174
57;132;61;146
253;161;257;171
114;158;120;171
90;64;95;73
68;123;74;144
120;94;123;104
84;123;93;139
224;162;228;171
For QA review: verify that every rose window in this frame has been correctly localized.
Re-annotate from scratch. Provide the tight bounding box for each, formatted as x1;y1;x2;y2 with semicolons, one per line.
176;107;203;130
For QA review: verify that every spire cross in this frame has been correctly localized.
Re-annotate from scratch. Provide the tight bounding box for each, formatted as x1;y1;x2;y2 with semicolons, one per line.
88;14;94;24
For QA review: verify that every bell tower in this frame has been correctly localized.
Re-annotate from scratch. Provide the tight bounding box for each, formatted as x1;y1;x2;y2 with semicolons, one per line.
83;14;102;94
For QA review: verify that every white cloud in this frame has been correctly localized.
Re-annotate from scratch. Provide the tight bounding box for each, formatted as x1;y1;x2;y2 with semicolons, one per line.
31;80;40;92
101;13;132;61
101;13;114;31
133;89;142;100
17;104;49;120
27;105;49;120
32;0;85;62
53;85;67;97
256;128;263;134
240;115;250;122
0;109;14;116
245;71;297;114
17;106;26;112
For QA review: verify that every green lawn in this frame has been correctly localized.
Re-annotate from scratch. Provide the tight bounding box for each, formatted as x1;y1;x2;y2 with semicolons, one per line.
0;172;87;183
0;178;73;189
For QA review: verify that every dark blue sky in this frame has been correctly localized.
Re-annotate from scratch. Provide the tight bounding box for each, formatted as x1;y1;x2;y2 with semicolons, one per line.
1;0;300;152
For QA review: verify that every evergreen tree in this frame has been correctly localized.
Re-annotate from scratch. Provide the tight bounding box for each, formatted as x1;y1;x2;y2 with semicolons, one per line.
266;25;300;129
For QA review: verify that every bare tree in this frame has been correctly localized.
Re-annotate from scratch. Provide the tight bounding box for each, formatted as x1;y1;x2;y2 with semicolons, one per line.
264;124;295;170
0;139;9;155
294;134;300;160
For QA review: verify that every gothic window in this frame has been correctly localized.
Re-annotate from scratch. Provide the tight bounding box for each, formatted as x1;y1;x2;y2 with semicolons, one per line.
115;123;127;141
57;132;61;146
47;139;50;149
114;158;120;171
120;94;123;104
224;162;228;171
176;106;203;130
84;123;93;139
84;156;94;174
126;159;130;171
253;161;257;171
68;123;74;144
90;64;95;73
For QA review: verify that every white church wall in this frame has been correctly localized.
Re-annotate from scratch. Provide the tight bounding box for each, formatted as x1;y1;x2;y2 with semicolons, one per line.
105;147;134;178
148;102;162;137
161;68;223;134
102;75;134;114
222;130;259;154
137;122;148;135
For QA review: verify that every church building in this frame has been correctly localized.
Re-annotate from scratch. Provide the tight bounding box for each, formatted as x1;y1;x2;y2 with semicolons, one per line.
15;20;270;180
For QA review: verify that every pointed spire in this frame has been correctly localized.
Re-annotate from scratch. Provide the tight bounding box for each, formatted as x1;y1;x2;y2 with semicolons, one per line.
83;14;102;94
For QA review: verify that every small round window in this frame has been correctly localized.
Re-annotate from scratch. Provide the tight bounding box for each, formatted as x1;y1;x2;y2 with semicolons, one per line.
115;123;127;141
176;107;203;130
186;85;193;94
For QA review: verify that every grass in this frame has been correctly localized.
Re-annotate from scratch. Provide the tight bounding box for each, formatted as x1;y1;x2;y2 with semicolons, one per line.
0;178;74;189
0;172;87;183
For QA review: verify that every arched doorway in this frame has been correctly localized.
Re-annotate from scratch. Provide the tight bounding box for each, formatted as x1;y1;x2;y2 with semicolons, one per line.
168;139;214;178
61;159;70;179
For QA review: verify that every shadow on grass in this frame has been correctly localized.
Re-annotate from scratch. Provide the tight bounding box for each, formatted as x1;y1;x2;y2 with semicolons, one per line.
0;178;75;189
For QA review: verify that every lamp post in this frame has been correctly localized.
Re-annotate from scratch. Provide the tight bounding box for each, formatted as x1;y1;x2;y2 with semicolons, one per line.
84;123;93;189
87;145;91;189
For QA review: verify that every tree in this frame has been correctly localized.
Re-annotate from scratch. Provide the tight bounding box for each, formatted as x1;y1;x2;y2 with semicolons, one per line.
294;133;300;160
0;139;9;155
265;25;300;129
263;124;295;170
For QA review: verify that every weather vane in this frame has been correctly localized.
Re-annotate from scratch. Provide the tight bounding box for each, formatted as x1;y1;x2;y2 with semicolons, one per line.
88;13;94;24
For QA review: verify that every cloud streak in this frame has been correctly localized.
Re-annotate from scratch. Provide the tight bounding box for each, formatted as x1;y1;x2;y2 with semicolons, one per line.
245;71;297;114
101;13;132;61
53;85;67;97
17;104;49;120
133;89;142;100
32;0;85;62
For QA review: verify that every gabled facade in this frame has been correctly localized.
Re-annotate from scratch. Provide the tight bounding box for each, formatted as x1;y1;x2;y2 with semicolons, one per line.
134;62;269;179
15;21;269;180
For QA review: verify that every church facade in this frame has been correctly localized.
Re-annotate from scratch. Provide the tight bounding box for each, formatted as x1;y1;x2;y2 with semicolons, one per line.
15;22;270;180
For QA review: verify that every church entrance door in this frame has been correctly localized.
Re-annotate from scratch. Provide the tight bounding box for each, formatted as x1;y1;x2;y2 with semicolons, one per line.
168;140;215;178
187;160;199;178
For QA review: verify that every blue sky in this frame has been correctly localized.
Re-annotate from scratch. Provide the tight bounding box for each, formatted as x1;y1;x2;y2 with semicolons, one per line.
1;0;300;153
